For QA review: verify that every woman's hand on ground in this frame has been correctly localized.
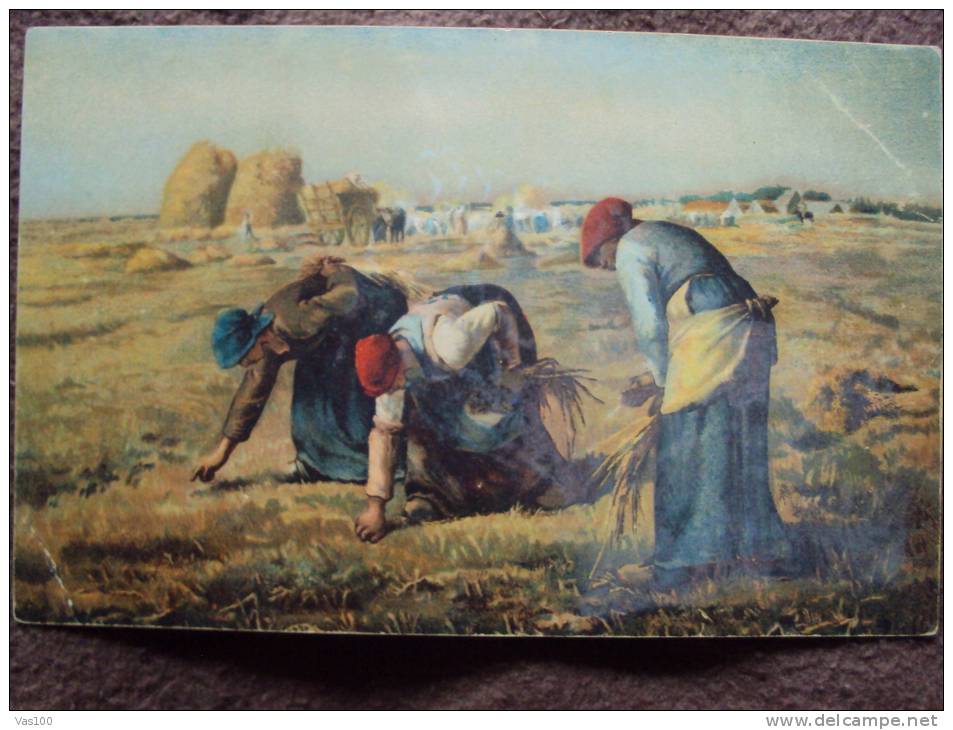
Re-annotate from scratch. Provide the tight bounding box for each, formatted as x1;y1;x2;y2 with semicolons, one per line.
190;458;220;483
355;497;388;543
190;437;236;483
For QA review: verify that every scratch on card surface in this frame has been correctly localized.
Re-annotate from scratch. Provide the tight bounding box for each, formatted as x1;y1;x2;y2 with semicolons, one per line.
818;79;916;194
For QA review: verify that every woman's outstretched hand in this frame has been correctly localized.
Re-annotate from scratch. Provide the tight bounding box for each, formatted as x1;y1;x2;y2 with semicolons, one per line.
621;372;663;408
190;437;237;483
355;497;388;543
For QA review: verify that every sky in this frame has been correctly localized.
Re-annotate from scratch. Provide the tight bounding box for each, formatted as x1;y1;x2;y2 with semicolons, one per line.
19;26;942;218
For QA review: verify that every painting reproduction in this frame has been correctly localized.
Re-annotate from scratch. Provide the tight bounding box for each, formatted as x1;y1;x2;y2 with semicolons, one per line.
13;26;941;637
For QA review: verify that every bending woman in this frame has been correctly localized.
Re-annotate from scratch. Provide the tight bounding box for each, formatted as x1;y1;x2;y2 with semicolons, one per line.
192;257;408;484
581;198;790;583
351;284;576;542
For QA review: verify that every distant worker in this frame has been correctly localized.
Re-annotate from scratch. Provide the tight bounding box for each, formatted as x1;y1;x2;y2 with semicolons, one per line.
381;208;394;241
451;204;468;236
796;202;814;225
239;211;257;247
390;207;406;243
372;209;388;243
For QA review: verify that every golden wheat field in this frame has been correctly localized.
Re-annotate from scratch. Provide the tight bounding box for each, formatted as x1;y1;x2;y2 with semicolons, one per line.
13;212;940;636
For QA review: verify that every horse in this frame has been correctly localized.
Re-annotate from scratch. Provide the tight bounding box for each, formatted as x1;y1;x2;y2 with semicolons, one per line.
390;208;406;242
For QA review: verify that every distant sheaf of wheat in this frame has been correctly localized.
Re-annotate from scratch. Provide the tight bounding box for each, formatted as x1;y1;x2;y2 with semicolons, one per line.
296;255;432;303
363;270;431;303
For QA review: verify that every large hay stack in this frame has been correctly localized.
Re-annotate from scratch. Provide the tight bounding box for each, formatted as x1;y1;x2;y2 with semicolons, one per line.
224;150;305;229
159;141;237;229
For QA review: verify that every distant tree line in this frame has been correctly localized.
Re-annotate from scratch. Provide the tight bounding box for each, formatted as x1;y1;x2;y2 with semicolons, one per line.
672;185;941;223
679;191;756;204
751;186;789;201
679;186;796;204
641;187;941;224
850;198;942;222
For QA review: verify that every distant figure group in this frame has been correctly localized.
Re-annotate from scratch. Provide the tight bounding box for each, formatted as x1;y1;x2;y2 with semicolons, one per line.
373;207;406;243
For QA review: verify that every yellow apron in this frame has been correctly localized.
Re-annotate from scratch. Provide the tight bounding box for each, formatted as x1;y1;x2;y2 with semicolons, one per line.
661;277;773;414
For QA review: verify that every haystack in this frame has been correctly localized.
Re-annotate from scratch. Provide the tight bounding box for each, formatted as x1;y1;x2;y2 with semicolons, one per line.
210;224;236;240
224;150;305;229
203;243;232;261
487;216;535;258
228;254;276;268
61;241;145;259
475;249;503;268
255;238;289;253
159;141;237;229
125;247;192;273
158;227;215;243
445;248;503;271
188;244;233;265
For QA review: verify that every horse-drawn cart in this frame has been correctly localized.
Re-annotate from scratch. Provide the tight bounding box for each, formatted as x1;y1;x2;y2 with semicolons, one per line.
297;177;378;246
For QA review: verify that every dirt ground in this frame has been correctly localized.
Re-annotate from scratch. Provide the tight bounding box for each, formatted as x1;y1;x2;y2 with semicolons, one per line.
12;211;940;636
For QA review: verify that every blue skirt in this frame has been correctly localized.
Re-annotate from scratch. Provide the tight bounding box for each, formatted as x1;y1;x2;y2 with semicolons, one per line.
291;344;376;482
654;274;789;570
290;274;407;481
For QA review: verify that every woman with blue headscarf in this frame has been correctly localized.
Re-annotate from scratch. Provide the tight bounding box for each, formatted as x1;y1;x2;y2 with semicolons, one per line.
191;256;407;484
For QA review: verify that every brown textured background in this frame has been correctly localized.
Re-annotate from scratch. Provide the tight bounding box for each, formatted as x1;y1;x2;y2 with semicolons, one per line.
9;10;943;710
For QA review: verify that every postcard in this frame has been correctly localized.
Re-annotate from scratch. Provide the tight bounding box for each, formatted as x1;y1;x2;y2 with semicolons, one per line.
13;26;941;636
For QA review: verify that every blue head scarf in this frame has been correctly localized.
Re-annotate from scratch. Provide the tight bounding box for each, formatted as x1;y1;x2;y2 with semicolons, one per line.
212;304;275;368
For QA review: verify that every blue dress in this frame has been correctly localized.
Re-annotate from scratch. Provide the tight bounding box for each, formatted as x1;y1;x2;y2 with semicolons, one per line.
289;272;408;481
385;285;564;516
389;288;531;456
615;221;789;572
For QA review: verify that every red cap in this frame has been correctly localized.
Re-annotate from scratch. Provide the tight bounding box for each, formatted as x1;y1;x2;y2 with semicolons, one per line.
355;334;402;398
581;197;634;267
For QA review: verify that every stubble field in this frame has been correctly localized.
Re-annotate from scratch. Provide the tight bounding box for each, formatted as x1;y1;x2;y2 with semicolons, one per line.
13;212;941;636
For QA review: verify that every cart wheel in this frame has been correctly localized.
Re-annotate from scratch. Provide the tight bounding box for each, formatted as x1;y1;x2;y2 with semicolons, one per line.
346;208;372;246
320;229;345;246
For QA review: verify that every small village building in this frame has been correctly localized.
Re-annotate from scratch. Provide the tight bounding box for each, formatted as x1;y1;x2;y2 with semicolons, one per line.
681;199;728;227
720;198;743;226
804;200;838;217
774;189;802;215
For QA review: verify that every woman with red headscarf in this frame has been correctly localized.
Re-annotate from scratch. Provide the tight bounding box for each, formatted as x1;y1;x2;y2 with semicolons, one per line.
582;199;790;585
351;284;576;543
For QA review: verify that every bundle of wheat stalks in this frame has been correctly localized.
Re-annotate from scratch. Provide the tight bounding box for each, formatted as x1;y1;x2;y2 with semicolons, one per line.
522;357;601;455
588;405;661;579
